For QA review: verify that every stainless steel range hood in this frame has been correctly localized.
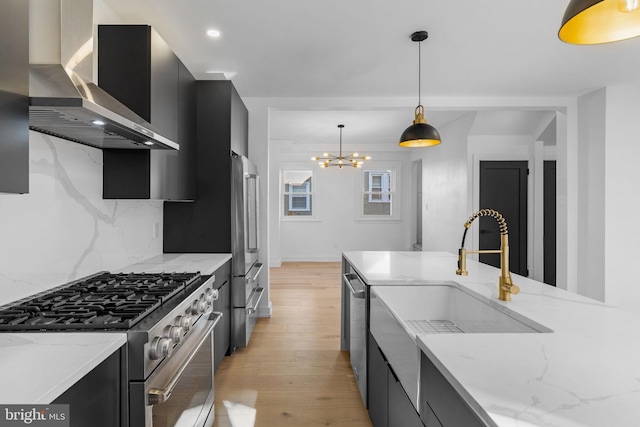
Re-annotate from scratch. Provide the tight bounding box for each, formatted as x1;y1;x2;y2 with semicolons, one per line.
28;0;178;151
29;64;179;150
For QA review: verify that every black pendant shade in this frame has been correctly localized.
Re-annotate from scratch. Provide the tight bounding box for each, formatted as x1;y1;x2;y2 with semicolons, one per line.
399;31;442;148
399;106;442;148
559;0;640;44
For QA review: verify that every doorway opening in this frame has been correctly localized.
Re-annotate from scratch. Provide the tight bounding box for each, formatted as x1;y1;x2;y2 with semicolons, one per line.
479;161;529;276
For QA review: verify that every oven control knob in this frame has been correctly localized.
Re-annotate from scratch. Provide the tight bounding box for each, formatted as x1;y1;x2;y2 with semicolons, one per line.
150;337;174;360
176;314;193;332
191;297;209;315
204;288;219;303
164;325;184;344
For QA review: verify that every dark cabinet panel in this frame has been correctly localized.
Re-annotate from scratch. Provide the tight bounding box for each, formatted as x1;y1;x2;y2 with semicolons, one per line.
97;25;152;123
368;333;424;427
149;29;179;141
164;81;248;252
389;365;424;427
98;25;194;200
420;353;485;427
53;348;124;427
103;150;150;199
212;259;231;371
368;333;389;427
0;0;29;194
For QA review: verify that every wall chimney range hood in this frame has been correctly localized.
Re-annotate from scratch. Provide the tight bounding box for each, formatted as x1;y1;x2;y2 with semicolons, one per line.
29;64;179;150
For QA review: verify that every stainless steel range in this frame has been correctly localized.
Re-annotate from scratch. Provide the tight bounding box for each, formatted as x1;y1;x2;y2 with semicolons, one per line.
0;271;220;427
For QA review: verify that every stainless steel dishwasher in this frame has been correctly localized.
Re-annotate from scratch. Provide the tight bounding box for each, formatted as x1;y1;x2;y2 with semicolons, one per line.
343;270;367;405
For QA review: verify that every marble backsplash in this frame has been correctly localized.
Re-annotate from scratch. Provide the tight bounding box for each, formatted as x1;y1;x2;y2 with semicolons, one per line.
0;132;164;306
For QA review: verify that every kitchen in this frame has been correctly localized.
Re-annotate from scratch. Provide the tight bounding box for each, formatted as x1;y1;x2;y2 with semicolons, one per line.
1;0;640;426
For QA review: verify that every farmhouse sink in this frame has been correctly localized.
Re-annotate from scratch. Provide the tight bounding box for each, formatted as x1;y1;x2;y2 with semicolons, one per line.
369;282;552;412
375;282;551;335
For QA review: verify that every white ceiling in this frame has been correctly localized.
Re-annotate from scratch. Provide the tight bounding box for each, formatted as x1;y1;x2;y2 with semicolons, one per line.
101;0;640;142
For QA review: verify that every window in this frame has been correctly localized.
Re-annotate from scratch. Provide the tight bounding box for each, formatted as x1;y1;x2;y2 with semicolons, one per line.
362;169;393;216
283;170;313;216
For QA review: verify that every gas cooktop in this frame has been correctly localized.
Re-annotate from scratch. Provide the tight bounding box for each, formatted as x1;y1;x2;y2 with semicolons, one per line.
0;271;202;331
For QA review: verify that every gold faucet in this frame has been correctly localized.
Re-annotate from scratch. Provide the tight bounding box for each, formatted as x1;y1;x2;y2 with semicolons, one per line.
455;209;520;301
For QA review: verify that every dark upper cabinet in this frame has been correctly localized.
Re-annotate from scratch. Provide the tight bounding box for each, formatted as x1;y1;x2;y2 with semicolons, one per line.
0;0;29;194
98;25;195;200
164;80;248;253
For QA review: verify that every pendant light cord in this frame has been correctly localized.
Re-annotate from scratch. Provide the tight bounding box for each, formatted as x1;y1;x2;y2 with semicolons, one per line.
418;39;421;106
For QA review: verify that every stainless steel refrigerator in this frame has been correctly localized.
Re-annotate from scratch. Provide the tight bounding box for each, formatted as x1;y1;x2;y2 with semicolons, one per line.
231;153;264;350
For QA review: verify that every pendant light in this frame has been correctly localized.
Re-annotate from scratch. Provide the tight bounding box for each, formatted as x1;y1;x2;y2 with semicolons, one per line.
399;31;442;148
559;0;640;44
311;124;370;168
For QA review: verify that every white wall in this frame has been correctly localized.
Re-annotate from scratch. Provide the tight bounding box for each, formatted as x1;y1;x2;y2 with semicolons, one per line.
603;87;640;311
271;143;412;263
0;132;163;306
576;89;606;301
419;113;475;253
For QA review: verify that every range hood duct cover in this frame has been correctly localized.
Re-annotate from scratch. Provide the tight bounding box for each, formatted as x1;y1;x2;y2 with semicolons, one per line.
29;64;179;150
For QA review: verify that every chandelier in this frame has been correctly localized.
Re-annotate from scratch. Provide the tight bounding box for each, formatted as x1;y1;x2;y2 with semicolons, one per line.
312;124;370;168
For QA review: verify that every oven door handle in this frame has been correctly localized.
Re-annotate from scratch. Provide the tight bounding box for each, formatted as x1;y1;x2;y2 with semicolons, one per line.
147;312;223;405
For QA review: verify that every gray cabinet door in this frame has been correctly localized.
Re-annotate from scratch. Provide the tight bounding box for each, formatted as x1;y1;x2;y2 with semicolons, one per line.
388;365;424;427
0;0;28;194
213;260;231;371
420;353;485;427
368;333;388;427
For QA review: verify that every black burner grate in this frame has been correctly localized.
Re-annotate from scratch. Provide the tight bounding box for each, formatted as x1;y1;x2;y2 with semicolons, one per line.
0;271;201;331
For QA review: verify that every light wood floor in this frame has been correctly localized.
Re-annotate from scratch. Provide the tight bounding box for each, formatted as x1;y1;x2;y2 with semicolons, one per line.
213;262;372;427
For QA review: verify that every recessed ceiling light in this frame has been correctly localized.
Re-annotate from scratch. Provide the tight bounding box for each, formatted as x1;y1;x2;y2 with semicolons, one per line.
143;141;154;146
92;120;105;126
206;29;221;38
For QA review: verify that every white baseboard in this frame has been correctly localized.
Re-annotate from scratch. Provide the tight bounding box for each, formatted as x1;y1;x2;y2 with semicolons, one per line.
279;255;343;263
257;300;272;318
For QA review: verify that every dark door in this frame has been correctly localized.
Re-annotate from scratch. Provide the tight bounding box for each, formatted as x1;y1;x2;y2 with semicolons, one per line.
544;161;557;286
479;161;528;276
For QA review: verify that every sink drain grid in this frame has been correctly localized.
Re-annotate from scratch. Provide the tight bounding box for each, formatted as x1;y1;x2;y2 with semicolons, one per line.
407;319;464;334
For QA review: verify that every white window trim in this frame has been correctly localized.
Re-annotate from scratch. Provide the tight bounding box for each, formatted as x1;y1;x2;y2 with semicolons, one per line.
355;163;401;221
281;168;319;221
287;182;311;211
367;172;391;203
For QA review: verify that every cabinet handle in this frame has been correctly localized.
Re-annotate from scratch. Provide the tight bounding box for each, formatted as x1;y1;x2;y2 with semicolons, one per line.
246;287;264;315
247;262;263;282
343;273;366;299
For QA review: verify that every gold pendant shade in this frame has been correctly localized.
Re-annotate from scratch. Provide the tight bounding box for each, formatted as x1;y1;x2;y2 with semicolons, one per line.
559;0;640;44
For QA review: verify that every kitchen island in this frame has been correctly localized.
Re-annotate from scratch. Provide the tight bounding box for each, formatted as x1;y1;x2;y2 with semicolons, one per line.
343;251;640;427
0;253;231;405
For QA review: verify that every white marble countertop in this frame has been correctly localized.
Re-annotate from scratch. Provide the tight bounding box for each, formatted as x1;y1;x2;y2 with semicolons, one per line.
116;253;231;276
0;253;231;404
0;333;126;404
343;251;640;427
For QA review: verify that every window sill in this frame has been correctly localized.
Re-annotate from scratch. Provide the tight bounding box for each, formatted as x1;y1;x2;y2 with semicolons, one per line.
355;217;402;223
280;216;321;222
